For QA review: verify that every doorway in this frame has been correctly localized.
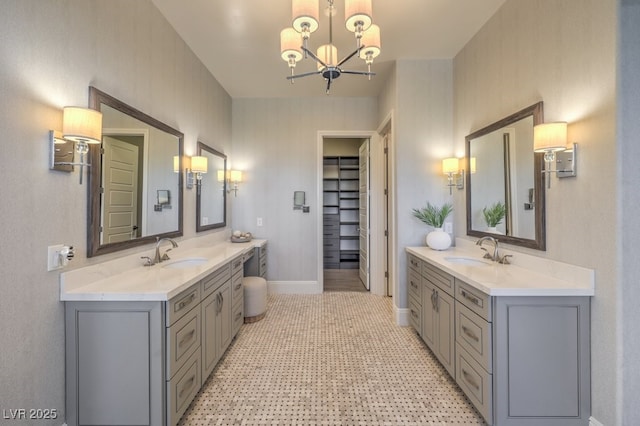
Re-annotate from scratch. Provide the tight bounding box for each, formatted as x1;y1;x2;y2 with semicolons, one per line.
322;137;367;291
317;130;389;297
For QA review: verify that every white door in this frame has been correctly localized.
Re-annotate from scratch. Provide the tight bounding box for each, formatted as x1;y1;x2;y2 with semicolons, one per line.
359;140;370;290
102;136;140;244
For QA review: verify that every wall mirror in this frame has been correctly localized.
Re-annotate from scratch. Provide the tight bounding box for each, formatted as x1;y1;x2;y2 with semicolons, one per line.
88;86;184;257
196;142;226;231
466;102;546;250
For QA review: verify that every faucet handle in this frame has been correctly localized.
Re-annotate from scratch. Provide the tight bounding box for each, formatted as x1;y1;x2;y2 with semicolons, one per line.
140;256;154;266
161;248;173;261
498;254;513;264
480;247;493;259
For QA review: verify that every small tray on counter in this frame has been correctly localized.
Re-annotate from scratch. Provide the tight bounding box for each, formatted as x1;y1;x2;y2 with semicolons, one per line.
231;235;252;243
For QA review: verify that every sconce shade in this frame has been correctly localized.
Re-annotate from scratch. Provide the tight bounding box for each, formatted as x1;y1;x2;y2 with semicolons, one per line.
173;156;180;173
230;170;243;183
190;156;208;174
534;122;567;152
62;107;102;144
359;24;381;60
217;170;226;182
345;0;373;32
281;28;303;63
470;157;477;174
292;0;319;34
442;157;459;174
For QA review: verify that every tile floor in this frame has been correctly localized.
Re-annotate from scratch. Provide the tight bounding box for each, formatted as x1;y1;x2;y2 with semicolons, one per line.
180;292;486;425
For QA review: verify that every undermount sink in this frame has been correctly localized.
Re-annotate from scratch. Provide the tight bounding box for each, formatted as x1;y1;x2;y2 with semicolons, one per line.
162;257;208;269
443;256;490;267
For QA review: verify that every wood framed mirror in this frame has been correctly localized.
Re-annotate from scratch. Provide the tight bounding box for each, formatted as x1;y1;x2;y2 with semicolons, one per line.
87;87;184;257
196;142;227;232
466;102;546;250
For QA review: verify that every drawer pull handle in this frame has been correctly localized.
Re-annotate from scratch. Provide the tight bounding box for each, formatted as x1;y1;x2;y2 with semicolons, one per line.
462;369;480;391
410;280;418;289
178;330;196;348
235;283;242;291
178;375;196;398
177;294;196;311
461;290;480;306
462;326;480;342
235;311;243;320
410;309;418;319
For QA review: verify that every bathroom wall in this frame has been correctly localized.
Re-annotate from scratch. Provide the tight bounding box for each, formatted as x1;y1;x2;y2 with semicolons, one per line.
618;0;640;422
0;1;231;423
377;59;455;310
231;97;377;285
453;0;617;423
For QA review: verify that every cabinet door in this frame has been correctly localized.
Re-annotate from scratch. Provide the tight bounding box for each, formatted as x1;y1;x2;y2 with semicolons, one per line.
217;281;232;355
201;292;220;379
435;289;455;378
421;280;436;350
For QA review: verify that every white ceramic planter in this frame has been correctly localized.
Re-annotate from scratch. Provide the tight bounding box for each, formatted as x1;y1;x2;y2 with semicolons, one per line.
426;228;452;250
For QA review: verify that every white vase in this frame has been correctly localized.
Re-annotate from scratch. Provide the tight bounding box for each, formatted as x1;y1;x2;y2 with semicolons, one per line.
426;228;452;250
487;226;503;234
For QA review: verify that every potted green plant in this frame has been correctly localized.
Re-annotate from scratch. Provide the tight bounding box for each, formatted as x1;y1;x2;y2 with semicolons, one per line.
412;202;453;250
482;201;506;233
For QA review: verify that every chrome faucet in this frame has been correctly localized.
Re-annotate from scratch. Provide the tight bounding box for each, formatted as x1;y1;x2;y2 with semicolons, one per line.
476;236;512;264
154;237;178;264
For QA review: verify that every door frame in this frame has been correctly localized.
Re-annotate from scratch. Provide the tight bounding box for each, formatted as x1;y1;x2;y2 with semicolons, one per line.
317;129;390;296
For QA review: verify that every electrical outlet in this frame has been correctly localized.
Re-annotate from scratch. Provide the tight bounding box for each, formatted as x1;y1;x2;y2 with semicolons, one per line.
444;222;453;233
47;244;65;271
257;217;263;227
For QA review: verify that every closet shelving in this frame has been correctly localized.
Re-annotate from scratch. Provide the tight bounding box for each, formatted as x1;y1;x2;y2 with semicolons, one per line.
323;156;360;269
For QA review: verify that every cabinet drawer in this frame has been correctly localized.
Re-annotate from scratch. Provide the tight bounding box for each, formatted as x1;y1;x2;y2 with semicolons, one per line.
423;261;454;296
166;284;201;326
231;255;243;276
456;344;493;424
167;350;201;426
408;296;421;335
167;305;201;379
324;238;339;250
408;254;421;272
202;264;231;298
232;300;244;336
408;268;421;303
232;271;244;304
455;280;492;321
456;302;492;372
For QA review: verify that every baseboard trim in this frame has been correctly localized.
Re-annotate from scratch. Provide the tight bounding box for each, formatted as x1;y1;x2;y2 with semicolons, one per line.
267;281;321;294
589;416;604;426
395;305;410;326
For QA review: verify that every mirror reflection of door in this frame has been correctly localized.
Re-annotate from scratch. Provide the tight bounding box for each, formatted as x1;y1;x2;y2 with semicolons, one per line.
101;135;144;244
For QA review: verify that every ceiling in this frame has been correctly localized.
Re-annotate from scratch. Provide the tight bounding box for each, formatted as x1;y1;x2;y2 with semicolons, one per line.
151;0;506;98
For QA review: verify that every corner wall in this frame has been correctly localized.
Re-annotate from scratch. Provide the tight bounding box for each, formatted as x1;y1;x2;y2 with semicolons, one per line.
0;1;231;422
453;0;617;423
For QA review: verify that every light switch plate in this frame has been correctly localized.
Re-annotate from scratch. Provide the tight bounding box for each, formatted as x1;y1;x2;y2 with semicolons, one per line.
444;222;453;233
47;244;64;271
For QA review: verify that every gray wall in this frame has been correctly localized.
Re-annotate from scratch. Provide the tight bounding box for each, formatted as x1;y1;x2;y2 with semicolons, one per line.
619;0;640;423
0;1;231;423
231;98;377;282
378;60;455;309
453;0;617;423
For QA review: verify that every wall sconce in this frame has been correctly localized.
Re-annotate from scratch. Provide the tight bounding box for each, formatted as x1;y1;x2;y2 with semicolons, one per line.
227;170;242;197
442;157;462;195
215;169;243;196
174;155;208;189
533;122;577;188
49;107;103;184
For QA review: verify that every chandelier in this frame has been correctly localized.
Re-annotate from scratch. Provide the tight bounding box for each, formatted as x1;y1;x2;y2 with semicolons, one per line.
280;0;382;93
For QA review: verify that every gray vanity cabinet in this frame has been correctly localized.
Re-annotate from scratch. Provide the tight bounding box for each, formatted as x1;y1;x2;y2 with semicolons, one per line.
406;255;591;426
65;256;246;426
244;243;267;278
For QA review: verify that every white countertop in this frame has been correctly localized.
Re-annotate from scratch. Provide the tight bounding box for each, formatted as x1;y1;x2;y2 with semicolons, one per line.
60;239;266;302
406;243;594;297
